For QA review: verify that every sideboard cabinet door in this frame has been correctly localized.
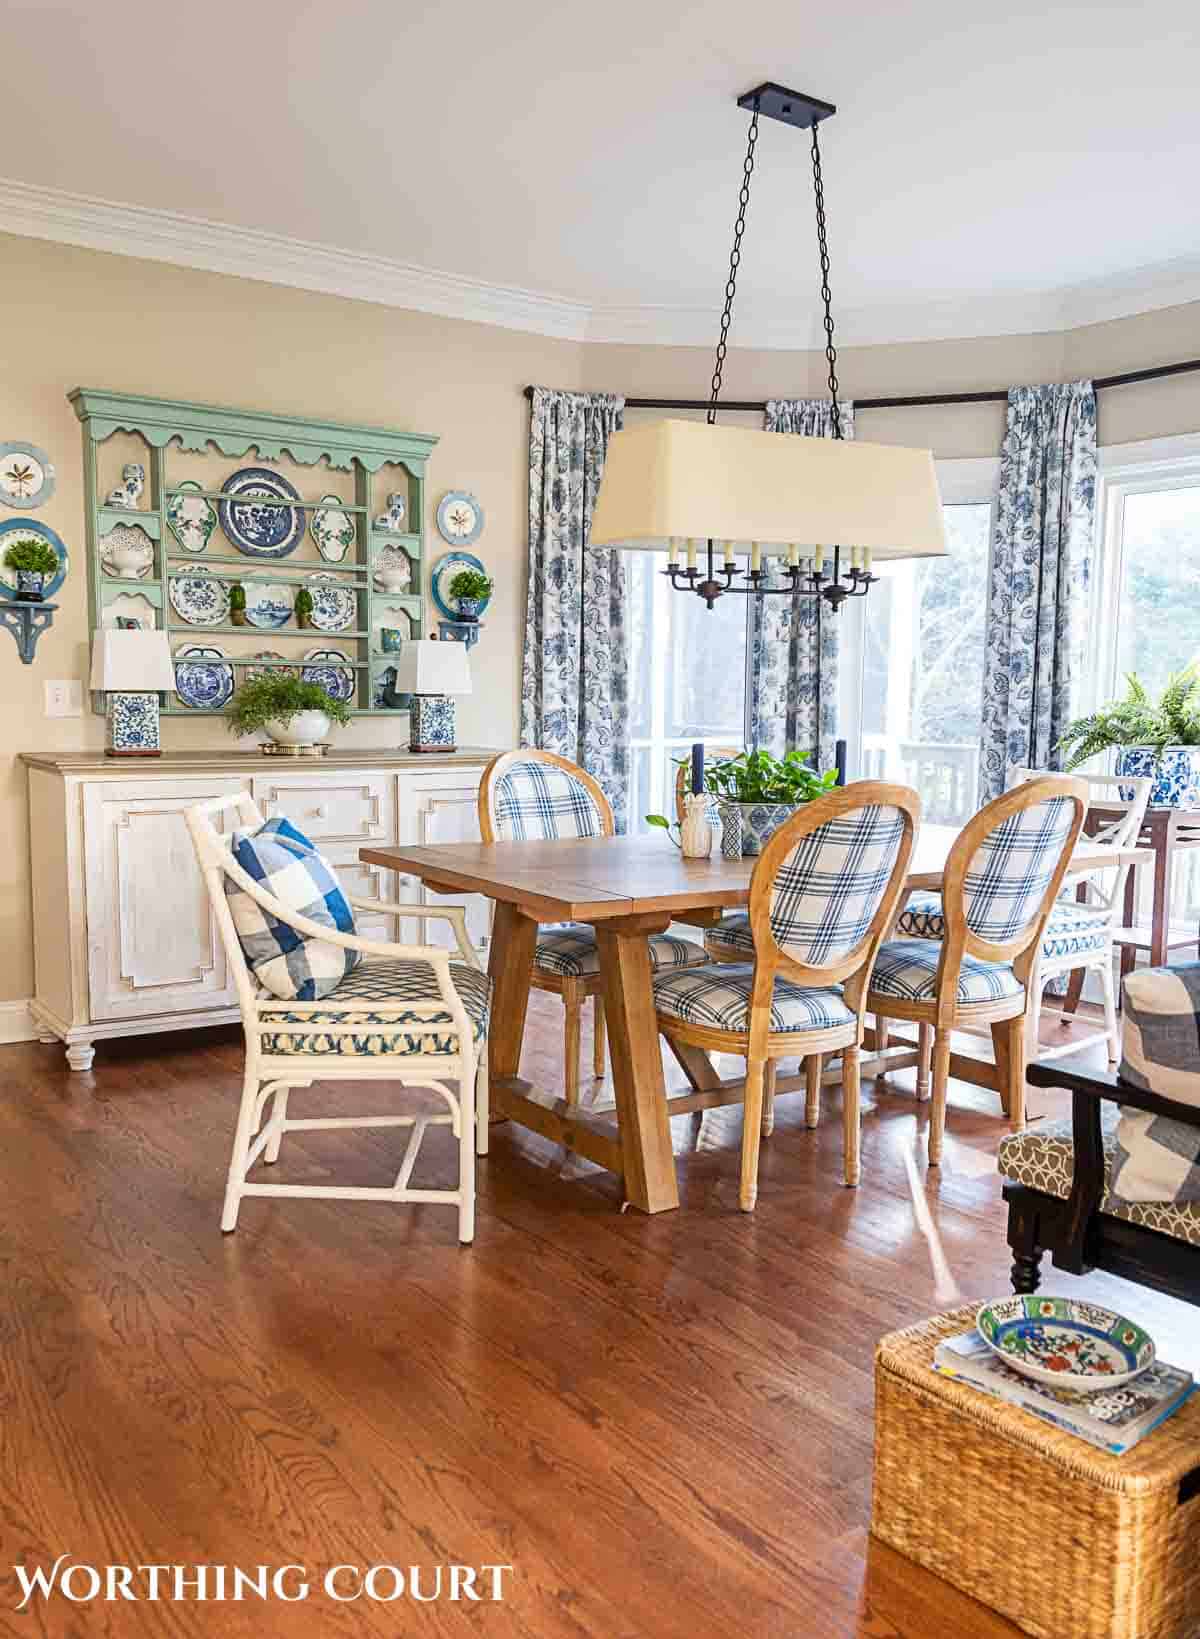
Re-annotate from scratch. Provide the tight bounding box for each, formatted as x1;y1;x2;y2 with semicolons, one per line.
396;773;490;952
83;779;249;1022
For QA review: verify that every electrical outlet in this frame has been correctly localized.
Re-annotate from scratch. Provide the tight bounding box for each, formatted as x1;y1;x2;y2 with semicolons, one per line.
44;679;83;718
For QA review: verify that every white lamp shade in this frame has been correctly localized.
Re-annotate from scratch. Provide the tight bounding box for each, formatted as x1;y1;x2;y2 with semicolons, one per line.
391;638;472;696
588;418;948;560
89;628;177;692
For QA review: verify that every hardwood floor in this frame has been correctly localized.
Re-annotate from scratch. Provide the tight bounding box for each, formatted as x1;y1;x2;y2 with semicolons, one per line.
0;999;1195;1637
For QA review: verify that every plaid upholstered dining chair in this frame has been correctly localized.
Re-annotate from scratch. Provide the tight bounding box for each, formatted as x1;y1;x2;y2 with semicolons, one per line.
651;782;920;1211
478;750;709;1104
865;776;1087;1167
186;792;488;1242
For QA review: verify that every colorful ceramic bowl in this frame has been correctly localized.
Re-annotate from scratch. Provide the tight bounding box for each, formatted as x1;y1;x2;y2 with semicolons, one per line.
976;1296;1155;1390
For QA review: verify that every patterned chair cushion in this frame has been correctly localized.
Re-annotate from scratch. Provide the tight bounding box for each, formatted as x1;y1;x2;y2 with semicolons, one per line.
227;816;360;1001
534;924;709;979
895;893;1110;961
260;958;491;1057
652;964;853;1036
1113;964;1200;1203
998;1116;1200;1248
768;805;908;964
867;939;1022;1005
492;759;605;841
961;795;1077;943
704;911;754;959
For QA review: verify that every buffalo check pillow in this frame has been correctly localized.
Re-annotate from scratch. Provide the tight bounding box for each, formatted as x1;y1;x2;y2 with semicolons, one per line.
226;816;360;1001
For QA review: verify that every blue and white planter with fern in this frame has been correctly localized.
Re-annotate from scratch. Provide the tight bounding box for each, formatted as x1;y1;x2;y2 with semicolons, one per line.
1115;746;1200;809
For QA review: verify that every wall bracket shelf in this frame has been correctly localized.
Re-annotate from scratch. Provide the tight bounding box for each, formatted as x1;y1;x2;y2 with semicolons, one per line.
1;600;57;664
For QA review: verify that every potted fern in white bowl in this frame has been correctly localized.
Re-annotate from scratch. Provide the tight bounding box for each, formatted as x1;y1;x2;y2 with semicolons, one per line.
1058;664;1200;807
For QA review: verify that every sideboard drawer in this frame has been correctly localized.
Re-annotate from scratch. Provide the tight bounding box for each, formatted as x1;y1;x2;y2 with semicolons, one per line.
251;771;394;844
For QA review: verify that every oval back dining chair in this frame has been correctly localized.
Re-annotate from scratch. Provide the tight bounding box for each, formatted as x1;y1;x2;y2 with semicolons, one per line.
651;781;921;1211
866;776;1088;1166
186;791;488;1242
478;750;709;1105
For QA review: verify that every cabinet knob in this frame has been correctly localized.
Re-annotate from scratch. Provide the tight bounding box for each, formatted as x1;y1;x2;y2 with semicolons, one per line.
309;805;328;820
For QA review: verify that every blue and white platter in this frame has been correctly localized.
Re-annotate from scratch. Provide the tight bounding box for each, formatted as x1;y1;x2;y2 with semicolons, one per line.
310;494;357;563
244;581;293;629
976;1296;1155;1391
218;467;306;558
435;490;483;546
169;566;230;627
301;647;356;703
431;550;489;622
307;572;356;633
174;644;234;710
166;480;217;554
0;519;69;600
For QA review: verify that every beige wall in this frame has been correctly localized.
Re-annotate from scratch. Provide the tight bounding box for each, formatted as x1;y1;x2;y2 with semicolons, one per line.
2;228;1199;1003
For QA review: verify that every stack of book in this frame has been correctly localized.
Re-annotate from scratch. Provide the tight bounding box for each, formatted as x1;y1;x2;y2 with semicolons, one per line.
933;1329;1194;1455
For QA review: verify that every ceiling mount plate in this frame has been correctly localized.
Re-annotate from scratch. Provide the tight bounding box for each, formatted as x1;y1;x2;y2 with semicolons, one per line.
737;82;836;130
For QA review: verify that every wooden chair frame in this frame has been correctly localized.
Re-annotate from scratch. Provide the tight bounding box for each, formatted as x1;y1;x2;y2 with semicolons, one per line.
653;781;921;1210
867;776;1087;1166
187;792;487;1242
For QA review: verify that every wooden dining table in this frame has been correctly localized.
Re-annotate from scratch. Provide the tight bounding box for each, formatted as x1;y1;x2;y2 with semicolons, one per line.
361;825;1152;1215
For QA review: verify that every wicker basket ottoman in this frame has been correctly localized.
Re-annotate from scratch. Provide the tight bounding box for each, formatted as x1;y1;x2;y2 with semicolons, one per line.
871;1309;1200;1639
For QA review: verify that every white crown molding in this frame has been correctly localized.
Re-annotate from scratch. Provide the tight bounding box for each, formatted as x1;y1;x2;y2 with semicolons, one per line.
2;175;1199;353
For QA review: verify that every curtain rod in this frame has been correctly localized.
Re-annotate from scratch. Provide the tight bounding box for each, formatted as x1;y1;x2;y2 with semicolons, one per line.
522;356;1200;413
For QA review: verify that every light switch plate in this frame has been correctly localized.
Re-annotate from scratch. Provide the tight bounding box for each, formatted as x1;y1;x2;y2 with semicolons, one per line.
44;679;83;718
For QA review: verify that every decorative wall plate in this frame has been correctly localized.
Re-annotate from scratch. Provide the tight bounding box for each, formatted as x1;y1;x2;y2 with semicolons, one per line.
306;572;356;633
0;518;68;600
166;480;217;554
218;467;306;558
102;591;157;630
244;650;298;683
372;542;412;592
301;647;355;702
0;441;55;509
436;490;483;546
372;664;411;711
169;566;230;627
100;523;155;580
174;644;234;710
310;494;356;563
431;550;490;621
976;1296;1155;1391
244;581;294;629
373;491;408;533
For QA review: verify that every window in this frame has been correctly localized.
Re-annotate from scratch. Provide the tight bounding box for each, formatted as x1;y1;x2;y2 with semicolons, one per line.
627;554;749;831
1109;482;1200;696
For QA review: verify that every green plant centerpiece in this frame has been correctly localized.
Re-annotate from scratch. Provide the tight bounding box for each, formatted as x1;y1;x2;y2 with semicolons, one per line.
294;586;315;630
447;567;493;621
648;748;839;858
228;673;351;753
229;581;247;626
1058;664;1200;807
3;536;59;601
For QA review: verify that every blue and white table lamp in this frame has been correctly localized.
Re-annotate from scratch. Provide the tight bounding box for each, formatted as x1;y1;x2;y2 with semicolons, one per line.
392;637;472;753
89;628;176;757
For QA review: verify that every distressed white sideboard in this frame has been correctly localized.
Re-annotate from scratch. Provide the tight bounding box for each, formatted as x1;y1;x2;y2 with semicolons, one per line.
20;748;499;1071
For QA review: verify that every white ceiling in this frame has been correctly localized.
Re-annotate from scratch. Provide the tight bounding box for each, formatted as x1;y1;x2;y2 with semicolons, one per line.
3;0;1199;347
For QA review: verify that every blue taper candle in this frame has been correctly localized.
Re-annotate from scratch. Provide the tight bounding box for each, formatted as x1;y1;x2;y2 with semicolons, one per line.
691;742;704;796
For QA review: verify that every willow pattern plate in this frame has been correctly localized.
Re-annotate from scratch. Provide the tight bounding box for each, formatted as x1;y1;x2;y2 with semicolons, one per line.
301;648;355;703
218;467;306;558
307;572;356;633
976;1296;1155;1390
244;582;294;629
166;480;217;555
310;494;357;563
174;644;234;710
169;566;230;627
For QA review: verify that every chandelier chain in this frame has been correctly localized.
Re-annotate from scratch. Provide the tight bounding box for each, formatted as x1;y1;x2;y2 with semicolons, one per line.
708;104;759;425
810;119;842;440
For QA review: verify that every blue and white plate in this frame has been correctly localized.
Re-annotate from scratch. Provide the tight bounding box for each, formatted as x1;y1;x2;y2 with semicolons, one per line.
0;518;69;600
169;566;230;627
307;572;356;633
301;647;355;703
373;664;411;711
431;550;489;621
310;494;357;563
166;480;217;555
174;644;234;710
244;581;293;629
218;467;306;558
976;1296;1155;1391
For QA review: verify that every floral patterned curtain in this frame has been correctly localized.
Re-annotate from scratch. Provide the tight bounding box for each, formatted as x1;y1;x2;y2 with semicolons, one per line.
520;388;630;830
978;381;1097;801
750;398;853;771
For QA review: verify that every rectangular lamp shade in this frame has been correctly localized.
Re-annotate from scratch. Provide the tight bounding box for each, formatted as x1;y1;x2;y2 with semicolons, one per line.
391;637;473;695
89;628;177;692
588;418;948;559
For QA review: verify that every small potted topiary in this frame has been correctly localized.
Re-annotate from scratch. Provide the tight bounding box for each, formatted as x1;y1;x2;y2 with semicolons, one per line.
227;673;351;752
448;567;493;621
294;586;315;630
3;536;59;601
229;581;247;626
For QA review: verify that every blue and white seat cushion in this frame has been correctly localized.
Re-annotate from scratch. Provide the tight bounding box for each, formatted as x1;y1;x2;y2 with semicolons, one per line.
653;965;854;1035
868;939;1022;1005
895;893;1110;960
226;816;360;1001
959;795;1077;943
704;912;754;958
260;958;491;1057
493;760;604;841
768;804;907;963
534;923;709;979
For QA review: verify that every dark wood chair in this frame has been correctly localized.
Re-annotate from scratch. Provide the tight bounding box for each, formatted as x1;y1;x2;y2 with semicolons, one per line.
1001;1055;1200;1308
